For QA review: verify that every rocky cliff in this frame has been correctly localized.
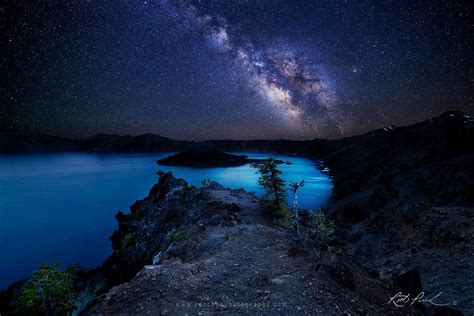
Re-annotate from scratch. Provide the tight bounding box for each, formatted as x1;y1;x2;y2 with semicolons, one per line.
314;111;474;314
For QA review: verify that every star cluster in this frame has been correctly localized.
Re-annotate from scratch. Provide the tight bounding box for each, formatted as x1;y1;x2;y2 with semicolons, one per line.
2;0;472;140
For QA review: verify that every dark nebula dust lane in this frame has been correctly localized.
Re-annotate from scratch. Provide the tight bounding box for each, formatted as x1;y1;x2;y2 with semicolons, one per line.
2;0;472;140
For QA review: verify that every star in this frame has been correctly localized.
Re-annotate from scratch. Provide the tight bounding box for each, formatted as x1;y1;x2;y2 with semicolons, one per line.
2;0;471;140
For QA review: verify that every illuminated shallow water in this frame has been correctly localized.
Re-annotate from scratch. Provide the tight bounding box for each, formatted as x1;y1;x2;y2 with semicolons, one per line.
0;152;332;287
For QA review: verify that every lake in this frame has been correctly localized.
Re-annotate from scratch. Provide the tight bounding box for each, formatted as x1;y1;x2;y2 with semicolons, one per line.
0;152;332;288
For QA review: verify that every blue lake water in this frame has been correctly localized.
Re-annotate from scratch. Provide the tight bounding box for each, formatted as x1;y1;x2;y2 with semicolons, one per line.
0;152;332;288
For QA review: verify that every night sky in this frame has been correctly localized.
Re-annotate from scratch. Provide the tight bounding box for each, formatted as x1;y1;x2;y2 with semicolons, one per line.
2;0;472;140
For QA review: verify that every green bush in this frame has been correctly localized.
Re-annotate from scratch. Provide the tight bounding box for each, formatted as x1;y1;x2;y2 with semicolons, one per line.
309;209;336;236
183;184;196;193
180;184;196;208
171;229;187;242
279;205;293;228
122;233;134;248
13;262;76;316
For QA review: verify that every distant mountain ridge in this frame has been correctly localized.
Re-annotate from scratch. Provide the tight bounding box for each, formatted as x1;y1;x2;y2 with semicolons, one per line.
0;131;182;153
2;111;472;155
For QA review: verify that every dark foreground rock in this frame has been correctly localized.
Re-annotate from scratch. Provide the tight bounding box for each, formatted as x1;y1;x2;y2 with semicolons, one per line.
92;172;246;293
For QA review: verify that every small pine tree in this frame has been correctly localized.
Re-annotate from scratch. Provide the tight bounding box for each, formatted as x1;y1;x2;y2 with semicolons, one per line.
309;209;336;236
13;262;77;316
251;157;288;218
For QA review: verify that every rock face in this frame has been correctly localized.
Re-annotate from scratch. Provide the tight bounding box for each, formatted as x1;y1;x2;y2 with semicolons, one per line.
374;207;473;312
96;172;245;291
317;111;474;314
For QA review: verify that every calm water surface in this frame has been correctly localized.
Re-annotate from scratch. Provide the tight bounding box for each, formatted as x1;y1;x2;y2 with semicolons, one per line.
0;152;332;287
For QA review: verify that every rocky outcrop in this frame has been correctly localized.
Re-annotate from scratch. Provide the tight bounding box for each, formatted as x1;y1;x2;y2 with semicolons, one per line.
80;172;417;315
92;172;246;293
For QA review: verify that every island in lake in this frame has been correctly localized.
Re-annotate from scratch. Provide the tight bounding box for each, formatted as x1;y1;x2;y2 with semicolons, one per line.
157;150;288;167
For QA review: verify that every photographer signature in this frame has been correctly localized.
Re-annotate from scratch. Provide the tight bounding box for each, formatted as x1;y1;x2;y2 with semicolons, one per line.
388;291;456;307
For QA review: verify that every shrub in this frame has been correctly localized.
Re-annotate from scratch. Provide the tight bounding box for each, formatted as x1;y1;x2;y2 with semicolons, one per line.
310;209;336;236
13;262;76;316
279;206;293;228
183;184;196;192
171;229;187;242
122;233;134;248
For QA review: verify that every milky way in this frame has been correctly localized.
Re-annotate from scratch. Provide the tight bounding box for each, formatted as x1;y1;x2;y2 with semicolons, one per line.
161;1;339;133
2;1;472;140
